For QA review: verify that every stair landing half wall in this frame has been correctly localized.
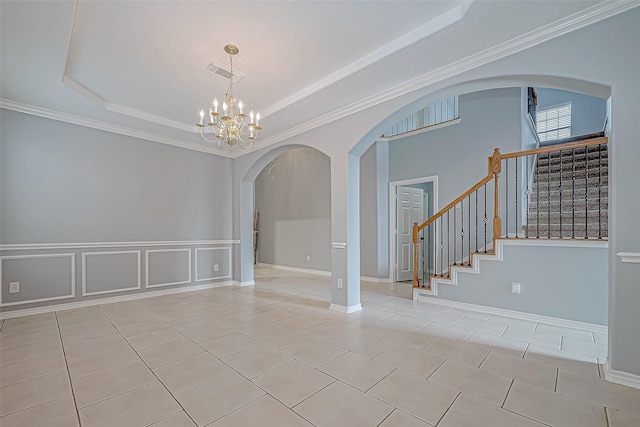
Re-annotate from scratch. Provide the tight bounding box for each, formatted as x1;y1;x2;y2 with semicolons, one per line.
414;239;608;326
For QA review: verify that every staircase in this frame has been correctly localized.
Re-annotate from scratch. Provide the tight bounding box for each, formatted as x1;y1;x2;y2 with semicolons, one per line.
526;137;608;239
412;136;609;295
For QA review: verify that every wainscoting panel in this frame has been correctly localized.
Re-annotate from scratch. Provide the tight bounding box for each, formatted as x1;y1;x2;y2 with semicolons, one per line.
0;253;76;306
195;247;231;282
146;248;192;288
82;251;141;296
0;241;238;313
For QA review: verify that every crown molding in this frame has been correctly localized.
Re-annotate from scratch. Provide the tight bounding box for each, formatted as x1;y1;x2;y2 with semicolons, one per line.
62;75;195;133
261;1;472;118
0;99;235;158
4;1;638;159
253;0;640;154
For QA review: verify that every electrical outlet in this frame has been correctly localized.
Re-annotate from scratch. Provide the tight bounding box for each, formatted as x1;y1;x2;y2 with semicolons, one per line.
306;255;311;262
511;282;521;294
337;278;343;289
214;264;219;272
9;282;20;293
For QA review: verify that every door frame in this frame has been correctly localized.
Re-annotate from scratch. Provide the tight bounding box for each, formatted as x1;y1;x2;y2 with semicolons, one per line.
389;176;438;282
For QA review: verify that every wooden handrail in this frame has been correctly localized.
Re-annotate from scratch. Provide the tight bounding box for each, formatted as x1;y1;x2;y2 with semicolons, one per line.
416;174;493;232
501;137;608;160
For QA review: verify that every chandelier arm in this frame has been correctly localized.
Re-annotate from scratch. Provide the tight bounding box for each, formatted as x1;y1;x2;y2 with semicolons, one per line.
199;127;220;144
237;139;253;150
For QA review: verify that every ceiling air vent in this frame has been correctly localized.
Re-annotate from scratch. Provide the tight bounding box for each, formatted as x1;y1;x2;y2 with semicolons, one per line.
205;59;244;83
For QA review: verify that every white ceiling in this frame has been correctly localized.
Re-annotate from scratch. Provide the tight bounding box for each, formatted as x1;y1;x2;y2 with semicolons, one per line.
1;0;636;157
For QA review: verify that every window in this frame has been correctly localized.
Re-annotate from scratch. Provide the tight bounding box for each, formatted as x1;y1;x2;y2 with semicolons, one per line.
536;103;571;142
383;96;459;138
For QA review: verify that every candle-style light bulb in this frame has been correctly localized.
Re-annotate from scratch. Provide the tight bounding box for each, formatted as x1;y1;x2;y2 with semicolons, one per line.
223;102;228;113
250;110;254;123
198;109;204;125
256;112;260;126
238;100;243;114
213;98;218;113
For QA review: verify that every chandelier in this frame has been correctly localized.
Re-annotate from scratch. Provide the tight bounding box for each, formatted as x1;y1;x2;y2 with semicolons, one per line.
197;44;262;149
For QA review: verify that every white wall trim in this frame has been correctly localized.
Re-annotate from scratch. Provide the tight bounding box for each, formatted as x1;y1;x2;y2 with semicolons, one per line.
260;4;471;118
381;118;462;142
0;280;233;320
145;248;192;288
0;253;76;307
414;292;608;334
0;239;240;251
256;263;331;277
603;358;640;390
82;251;141;296
233;280;255;287
360;276;393;283
616;252;640;263
330;303;362;314
0;99;236;158
332;243;347;249
195;247;232;282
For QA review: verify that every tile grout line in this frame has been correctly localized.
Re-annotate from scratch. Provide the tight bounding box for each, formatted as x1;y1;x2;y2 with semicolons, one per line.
434;391;462;426
501;378;515;408
95;304;194;426
54;311;84;427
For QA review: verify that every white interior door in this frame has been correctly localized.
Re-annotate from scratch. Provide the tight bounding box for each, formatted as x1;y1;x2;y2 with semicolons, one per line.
396;186;424;281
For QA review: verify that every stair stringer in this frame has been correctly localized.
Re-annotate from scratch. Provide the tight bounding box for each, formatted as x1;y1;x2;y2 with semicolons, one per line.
413;241;501;300
412;238;608;300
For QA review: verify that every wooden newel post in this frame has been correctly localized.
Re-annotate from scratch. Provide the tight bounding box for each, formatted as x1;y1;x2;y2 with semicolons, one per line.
491;148;502;242
412;222;420;288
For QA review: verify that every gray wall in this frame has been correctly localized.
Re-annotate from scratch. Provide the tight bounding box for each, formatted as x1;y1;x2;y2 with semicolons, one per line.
1;110;233;243
433;243;608;325
359;143;378;277
1;110;234;312
536;87;607;139
390;88;522;207
254;147;331;271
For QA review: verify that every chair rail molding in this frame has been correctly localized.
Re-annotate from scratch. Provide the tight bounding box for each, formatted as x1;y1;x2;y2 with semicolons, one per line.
616;252;640;263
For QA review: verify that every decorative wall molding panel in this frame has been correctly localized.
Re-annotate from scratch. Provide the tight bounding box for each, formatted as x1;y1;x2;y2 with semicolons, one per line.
195;247;232;282
0;253;76;307
145;248;192;288
0;239;240;251
82;251;141;296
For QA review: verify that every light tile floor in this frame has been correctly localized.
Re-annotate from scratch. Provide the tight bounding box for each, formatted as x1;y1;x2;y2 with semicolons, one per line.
1;266;639;426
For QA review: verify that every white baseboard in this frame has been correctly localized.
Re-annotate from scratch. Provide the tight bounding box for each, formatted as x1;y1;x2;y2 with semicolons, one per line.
0;280;233;319
233;280;255;287
413;291;608;335
257;264;393;284
330;303;362;314
603;359;640;389
360;276;393;283
256;263;331;276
